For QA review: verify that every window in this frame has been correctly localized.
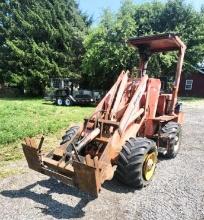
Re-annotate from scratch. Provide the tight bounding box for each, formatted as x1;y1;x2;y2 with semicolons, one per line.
185;80;193;90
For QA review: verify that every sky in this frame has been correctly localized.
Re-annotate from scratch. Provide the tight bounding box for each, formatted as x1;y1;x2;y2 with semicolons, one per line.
77;0;203;24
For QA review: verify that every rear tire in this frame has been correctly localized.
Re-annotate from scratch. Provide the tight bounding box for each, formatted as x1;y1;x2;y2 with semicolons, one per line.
64;98;72;106
116;137;157;188
160;121;181;159
60;126;79;145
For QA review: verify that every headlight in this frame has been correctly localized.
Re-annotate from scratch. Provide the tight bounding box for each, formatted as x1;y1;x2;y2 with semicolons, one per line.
91;99;93;102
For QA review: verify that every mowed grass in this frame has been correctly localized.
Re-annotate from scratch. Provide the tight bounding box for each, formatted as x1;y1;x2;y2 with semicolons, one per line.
0;98;94;178
0;98;94;146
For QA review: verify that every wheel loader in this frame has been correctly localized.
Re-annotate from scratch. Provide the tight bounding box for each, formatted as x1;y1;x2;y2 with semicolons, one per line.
22;33;186;197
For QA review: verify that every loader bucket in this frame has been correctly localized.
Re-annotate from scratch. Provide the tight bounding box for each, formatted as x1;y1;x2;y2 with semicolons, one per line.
22;138;101;197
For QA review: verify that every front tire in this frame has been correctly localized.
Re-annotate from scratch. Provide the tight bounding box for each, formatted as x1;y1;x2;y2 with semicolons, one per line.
116;137;158;188
56;98;63;106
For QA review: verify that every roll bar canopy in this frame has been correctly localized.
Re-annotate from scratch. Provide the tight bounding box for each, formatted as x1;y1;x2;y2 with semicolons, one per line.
128;33;187;114
128;33;186;53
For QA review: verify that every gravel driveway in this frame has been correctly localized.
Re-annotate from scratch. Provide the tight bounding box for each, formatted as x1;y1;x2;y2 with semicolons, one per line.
0;102;204;220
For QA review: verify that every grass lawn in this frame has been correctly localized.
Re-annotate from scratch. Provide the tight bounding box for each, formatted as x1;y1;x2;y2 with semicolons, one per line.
0;98;94;176
0;98;93;145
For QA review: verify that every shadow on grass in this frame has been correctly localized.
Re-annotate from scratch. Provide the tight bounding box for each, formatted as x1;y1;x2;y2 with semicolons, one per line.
41;102;96;107
0;97;42;101
0;178;95;219
42;102;54;105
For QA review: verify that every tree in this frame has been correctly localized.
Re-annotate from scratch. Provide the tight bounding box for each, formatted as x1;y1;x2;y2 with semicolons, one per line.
134;0;204;75
82;0;138;90
82;0;204;88
0;0;89;95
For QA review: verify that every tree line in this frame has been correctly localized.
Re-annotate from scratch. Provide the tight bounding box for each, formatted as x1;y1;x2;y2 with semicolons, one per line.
0;0;204;95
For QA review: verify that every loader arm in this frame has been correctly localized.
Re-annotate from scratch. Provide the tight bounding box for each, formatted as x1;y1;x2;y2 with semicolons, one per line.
119;74;148;134
93;70;126;119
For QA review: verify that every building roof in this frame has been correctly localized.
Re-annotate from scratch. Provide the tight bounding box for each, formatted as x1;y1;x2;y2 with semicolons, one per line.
190;65;204;75
196;68;204;75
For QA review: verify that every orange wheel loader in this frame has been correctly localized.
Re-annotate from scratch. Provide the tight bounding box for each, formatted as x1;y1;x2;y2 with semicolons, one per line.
22;33;186;197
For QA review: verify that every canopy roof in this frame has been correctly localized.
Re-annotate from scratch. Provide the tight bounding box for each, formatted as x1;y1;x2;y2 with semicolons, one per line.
128;33;186;53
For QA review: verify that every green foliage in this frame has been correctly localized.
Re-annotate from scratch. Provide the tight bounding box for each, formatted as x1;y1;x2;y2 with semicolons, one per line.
134;0;204;75
82;1;138;89
82;0;204;88
0;0;203;92
0;0;89;95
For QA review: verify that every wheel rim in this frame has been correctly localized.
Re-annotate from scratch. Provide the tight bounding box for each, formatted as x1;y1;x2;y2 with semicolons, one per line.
65;99;70;106
143;152;157;181
57;99;63;105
